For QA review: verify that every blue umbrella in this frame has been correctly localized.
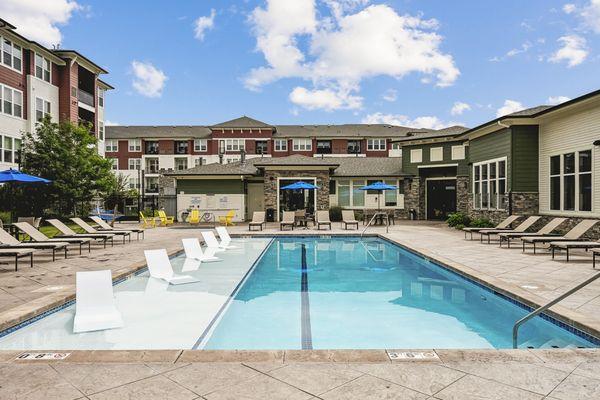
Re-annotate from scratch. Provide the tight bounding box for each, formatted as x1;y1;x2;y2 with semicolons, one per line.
360;181;397;211
281;181;320;190
0;168;51;183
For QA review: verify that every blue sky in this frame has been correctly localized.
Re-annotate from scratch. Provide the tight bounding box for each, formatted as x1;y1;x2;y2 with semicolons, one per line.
5;0;600;128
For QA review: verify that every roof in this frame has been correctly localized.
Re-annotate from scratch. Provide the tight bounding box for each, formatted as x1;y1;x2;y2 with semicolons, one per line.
106;126;211;139
392;125;469;143
52;50;108;74
505;105;552;117
98;79;114;90
212;116;273;129
165;158;260;176
331;157;406;177
253;155;340;167
273;124;430;138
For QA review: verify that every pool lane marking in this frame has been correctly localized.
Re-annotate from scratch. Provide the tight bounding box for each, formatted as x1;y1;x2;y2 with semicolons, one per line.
300;243;313;350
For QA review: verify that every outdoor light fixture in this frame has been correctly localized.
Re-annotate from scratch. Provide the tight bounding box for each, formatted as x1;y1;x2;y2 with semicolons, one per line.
593;139;600;146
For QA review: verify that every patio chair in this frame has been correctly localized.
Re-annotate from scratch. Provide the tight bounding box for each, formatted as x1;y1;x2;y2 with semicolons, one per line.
144;249;200;285
139;212;157;228
46;219;115;248
71;217;131;244
73;270;124;333
248;211;266;231
157;210;175;226
14;222;92;255
201;230;237;250
521;219;598;254
0;226;69;261
316;210;332;230
0;248;35;271
188;209;201;225
218;210;235;226
280;211;295;231
550;239;600;262
499;218;567;248
181;238;221;262
216;226;245;246
462;215;521;240
90;216;144;240
479;216;541;244
342;210;359;230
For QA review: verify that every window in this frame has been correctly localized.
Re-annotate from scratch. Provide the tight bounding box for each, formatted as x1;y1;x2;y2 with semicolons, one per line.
329;180;336;195
3;136;13;163
98;121;104;141
292;139;312;151
128;158;141;170
337;180;350;206
105;140;118;152
98;89;104;107
145;158;159;173
219;139;245;152
452;145;465;160
128;176;140;190
175;158;188;171
256;140;268;154
1;85;22;118
110;158;118;170
174;140;189;154
385;180;397;206
2;38;22;71
352;180;365;207
347;140;361;154
128;139;141;152
430;147;443;162
334;179;371;207
193;139;207;152
194;157;204;167
473;158;507;210
550;150;592;212
34;53;50;82
35;97;51;121
410;149;422;163
274;139;287;151
367;138;386;151
145;141;159;154
316;140;332;154
13;138;21;164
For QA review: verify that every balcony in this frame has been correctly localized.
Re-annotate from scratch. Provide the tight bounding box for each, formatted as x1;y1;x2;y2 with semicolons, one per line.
145;167;160;174
78;89;95;108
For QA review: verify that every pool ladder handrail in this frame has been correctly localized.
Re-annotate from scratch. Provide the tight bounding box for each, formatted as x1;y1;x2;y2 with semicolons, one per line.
361;212;390;238
512;270;600;349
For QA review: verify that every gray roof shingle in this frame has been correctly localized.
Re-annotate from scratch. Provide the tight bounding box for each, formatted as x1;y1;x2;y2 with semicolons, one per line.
212;116;273;129
105;126;211;139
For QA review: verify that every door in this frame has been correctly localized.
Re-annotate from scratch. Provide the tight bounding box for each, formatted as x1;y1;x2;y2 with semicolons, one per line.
246;183;264;220
426;179;457;220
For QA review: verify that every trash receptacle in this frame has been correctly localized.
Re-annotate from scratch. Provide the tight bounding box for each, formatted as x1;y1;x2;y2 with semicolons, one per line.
409;208;417;220
266;208;275;222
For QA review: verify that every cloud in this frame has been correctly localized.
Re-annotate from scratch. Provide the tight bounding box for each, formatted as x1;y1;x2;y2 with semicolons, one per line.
0;0;81;46
490;41;532;62
496;100;525;117
362;112;461;129
451;101;471;116
382;89;397;102
580;0;600;33
289;86;362;111
547;95;571;105
105;120;119;126
194;9;216;41
246;1;459;111
548;35;588;67
563;3;577;14
131;61;168;98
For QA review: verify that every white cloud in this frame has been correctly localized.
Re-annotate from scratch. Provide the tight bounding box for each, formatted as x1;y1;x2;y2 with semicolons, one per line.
105;120;119;126
490;41;532;62
547;95;571;105
131;61;168;98
382;89;397;102
451;101;471;116
563;3;577;14
194;9;216;41
0;0;81;46
246;1;459;111
548;35;588;67
580;0;600;33
362;112;461;129
289;86;362;111
496;100;525;117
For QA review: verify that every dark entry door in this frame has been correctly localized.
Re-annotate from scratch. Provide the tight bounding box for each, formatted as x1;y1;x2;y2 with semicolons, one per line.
426;179;457;220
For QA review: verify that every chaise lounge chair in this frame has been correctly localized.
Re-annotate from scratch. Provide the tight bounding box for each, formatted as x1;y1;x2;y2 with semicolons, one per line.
342;210;359;230
479;216;541;244
201;230;236;250
182;238;221;262
73;270;124;333
462;215;521;240
248;211;266;231
280;211;295;231
14;221;92;255
316;210;332;230
521;219;598;254
71;217;131;244
47;219;115;248
499;217;567;248
144;249;200;285
0;248;35;271
591;248;600;269
90;216;144;240
0;227;69;261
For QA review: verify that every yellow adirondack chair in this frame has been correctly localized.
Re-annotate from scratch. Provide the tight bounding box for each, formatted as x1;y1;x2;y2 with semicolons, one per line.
219;210;236;226
188;209;200;224
158;210;175;226
139;212;156;228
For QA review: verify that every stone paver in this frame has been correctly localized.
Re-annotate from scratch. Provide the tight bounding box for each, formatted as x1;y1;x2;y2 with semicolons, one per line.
320;374;428;400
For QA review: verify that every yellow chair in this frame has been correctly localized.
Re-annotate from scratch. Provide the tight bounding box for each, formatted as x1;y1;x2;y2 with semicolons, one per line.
139;212;156;228
188;209;200;224
218;210;236;226
158;210;175;226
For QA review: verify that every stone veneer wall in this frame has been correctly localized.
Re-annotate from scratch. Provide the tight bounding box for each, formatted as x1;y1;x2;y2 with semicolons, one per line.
456;176;469;214
398;177;421;219
467;192;539;224
263;170;331;214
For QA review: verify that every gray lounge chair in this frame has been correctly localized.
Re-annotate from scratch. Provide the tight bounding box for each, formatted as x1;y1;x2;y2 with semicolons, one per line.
521;219;598;254
462;215;521;240
316;210;332;230
498;217;567;248
47;219;115;248
479;216;541;243
71;217;130;244
14;222;92;255
90;216;144;240
0;248;35;271
280;211;295;231
249;212;266;231
591;248;600;269
342;210;359;230
0;227;69;261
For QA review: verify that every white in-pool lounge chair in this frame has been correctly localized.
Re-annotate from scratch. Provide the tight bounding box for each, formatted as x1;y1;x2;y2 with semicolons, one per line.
248;211;266;231
73;270;124;333
47;219;115;248
201;230;237;250
521;219;598;254
462;215;521;240
14;221;92;255
71;217;131;244
498;218;567;248
479;216;541;244
0;227;69;261
90;216;144;240
144;249;200;285
216;226;245;245
182;238;221;261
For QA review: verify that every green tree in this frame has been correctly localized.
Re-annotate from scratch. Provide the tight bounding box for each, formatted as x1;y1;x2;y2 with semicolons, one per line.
12;118;116;216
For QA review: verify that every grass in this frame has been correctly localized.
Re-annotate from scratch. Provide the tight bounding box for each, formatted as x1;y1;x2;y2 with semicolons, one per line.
38;224;85;238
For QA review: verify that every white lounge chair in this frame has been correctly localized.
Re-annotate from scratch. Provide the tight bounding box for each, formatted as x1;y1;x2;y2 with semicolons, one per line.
73;270;124;333
181;258;202;272
216;226;245;245
182;238;221;261
201;230;237;250
144;249;200;285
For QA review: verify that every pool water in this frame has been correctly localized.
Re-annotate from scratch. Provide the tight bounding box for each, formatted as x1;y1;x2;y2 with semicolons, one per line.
203;236;597;350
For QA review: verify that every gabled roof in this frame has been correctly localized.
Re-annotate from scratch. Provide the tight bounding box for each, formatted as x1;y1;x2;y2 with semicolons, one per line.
392;125;469;143
52;50;108;74
106;126;211;139
253;154;340;167
165;158;260;176
211;116;273;129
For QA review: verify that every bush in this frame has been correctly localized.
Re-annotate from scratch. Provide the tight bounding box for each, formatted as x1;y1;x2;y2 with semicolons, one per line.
470;218;495;228
329;206;342;222
0;211;11;224
446;212;470;229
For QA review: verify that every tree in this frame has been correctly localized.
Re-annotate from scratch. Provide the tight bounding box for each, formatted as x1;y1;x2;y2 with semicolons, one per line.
13;117;117;216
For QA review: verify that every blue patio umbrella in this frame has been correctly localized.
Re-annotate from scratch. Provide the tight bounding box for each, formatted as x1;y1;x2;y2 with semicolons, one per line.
0;168;52;221
280;181;320;190
360;181;397;211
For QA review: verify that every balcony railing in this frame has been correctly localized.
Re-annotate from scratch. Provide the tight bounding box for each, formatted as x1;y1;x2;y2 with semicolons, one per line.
145;167;160;174
77;89;95;107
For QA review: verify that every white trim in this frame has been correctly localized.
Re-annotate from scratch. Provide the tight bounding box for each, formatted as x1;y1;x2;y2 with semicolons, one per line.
430;147;443;162
410;148;422;163
548;148;593;214
0;35;22;73
367;138;386;151
273;138;288;152
417;163;458;169
276;176;317;221
451;144;465;160
34;51;51;83
472;156;508;211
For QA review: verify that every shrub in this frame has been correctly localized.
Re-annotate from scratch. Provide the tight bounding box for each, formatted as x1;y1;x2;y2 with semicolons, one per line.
329;206;342;222
0;211;11;224
470;218;495;228
446;212;470;229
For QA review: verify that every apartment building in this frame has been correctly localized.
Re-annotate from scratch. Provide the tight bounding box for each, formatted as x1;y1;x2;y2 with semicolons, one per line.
0;18;112;170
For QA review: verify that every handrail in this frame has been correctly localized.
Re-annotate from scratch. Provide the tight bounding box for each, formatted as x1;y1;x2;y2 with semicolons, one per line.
513;270;600;348
361;212;389;238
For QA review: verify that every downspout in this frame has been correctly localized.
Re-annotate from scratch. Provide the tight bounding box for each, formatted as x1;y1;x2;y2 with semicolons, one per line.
497;120;512;215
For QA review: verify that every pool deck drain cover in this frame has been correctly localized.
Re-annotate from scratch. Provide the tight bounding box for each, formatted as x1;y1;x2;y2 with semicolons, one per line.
387;351;439;361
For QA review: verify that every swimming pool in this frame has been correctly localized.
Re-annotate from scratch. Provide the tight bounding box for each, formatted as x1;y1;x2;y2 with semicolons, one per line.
0;236;596;350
